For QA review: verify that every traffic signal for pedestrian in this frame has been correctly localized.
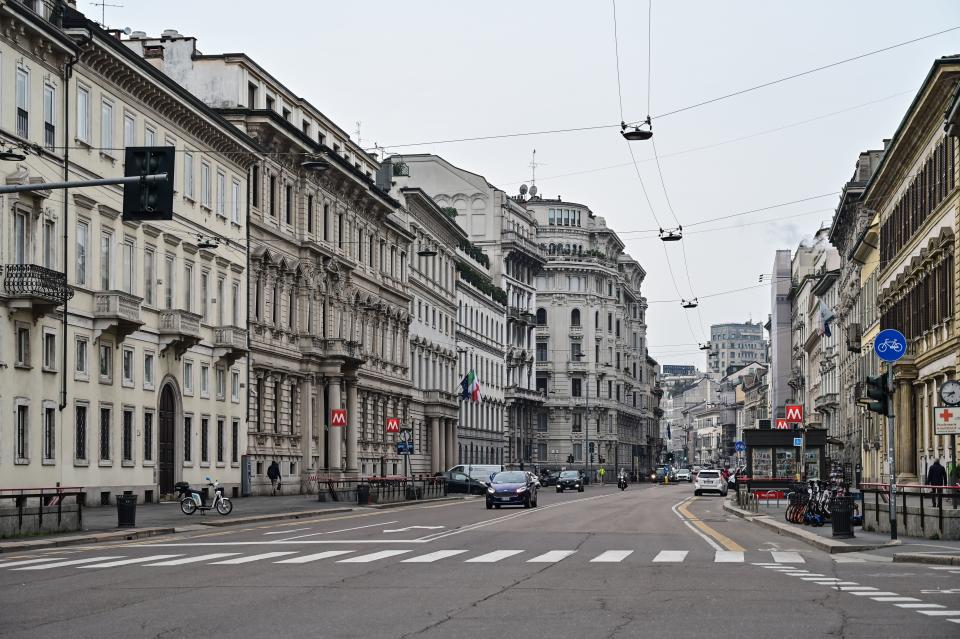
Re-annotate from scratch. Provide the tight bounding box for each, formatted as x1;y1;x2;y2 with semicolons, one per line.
863;374;889;416
123;146;175;221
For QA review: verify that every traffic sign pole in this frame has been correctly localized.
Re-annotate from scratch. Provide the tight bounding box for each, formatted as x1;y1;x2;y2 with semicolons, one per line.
887;363;897;540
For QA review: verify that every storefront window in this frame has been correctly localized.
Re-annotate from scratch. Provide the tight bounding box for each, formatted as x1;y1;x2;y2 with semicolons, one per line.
752;447;772;478
775;447;796;478
804;449;820;481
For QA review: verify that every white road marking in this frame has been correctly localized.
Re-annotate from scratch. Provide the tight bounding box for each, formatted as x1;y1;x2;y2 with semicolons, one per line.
895;603;944;609
788;572;823;577
771;552;804;563
383;526;445;533
872;597;921;602
401;550;468;563
653;551;688;563
264;528;310;536
714;551;744;563
13;557;124;570
835;586;876;591
274;551;355;564
802;577;840;582
338;550;412;563
211;552;298;564
278;521;399;541
832;555;867;563
80;555;182;568
671;499;723;552
0;557;67;568
145;553;239;566
528;550;576;563
465;550;524;563
850;591;899;597
591;550;634;563
917;610;960;616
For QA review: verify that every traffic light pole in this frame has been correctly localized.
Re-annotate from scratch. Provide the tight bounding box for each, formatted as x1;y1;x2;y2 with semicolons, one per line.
0;173;168;194
887;364;897;540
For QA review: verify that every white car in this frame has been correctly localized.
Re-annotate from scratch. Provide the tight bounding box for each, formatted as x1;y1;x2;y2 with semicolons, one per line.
675;468;692;482
694;469;728;496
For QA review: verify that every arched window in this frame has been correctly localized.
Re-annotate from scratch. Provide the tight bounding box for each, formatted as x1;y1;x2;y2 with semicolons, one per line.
571;308;581;327
535;308;547;325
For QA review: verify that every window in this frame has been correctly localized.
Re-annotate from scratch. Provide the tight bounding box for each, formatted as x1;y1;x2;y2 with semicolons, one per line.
99;343;112;382
200;271;209;322
231;370;240;402
572;378;582;397
143;411;153;462
77;85;90;142
573;443;583;461
216;367;226;400
232;281;240;325
75;404;88;461
183;152;194;199
15;325;30;367
338;213;343;248
75;336;88;376
144;351;154;388
247;82;258;108
200;363;210;397
42;219;55;268
536;342;547;362
164;255;174;309
284;184;292;224
252;165;260;208
16;403;29;461
201;417;209;463
122;347;134;385
307;195;314;233
100;231;112;290
571;342;582;359
200;161;211;208
571;308;581;327
143;247;155;305
269;175;276;216
123;112;135;148
43;84;55;149
323;203;330;241
76;220;89;286
217;276;225;326
122;409;134;462
183;263;193;311
100;99;113;152
122;238;134;294
217;171;226;216
231;420;240;463
99;406;111;461
145;125;156;146
217;418;225;463
231;179;241;223
14;211;27;264
183;415;192;462
183;360;194;394
16;67;29;139
43;329;56;371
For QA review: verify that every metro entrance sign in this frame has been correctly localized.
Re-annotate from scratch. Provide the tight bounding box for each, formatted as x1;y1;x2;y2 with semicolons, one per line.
331;409;347;427
385;418;400;433
934;406;960;435
784;405;803;423
774;419;790;430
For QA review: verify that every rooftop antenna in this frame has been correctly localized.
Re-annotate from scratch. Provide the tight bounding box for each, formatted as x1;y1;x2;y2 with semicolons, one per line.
90;1;123;28
529;149;545;192
354;121;362;147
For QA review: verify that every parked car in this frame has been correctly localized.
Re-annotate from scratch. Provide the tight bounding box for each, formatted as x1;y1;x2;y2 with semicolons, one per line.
485;471;539;509
675;468;692;482
556;470;585;493
694;469;728;496
441;471;488;495
448;464;502;485
539;470;559;487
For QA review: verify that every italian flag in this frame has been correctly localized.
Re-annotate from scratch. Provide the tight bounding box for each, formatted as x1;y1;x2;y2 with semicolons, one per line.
460;369;481;403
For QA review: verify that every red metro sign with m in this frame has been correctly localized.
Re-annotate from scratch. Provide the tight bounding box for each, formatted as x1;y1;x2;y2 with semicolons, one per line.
331;409;347;427
784;405;803;423
386;418;400;433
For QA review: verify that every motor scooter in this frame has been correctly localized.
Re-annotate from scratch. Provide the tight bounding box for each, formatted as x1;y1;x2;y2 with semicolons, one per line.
617;475;628;491
175;476;233;515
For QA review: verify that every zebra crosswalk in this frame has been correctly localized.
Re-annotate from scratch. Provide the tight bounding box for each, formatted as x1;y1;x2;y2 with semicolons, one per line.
0;548;825;572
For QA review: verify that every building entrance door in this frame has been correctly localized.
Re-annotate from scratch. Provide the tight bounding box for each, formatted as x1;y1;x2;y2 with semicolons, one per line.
159;384;176;495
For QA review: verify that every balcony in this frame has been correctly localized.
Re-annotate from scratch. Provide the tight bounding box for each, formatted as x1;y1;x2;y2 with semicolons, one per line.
93;290;143;342
567;360;588;373
505;384;546;404
814;392;839;412
1;264;72;317
214;326;248;365
159;309;202;358
421;389;459;412
501;229;547;265
297;337;366;369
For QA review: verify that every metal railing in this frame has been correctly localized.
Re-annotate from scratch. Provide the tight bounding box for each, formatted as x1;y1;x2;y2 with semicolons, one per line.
861;482;960;536
1;264;72;302
0;486;85;534
313;476;448;505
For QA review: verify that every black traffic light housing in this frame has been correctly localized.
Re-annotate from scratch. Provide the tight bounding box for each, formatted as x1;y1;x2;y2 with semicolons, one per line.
666;452;674;462
567;454;574;464
598;456;605;464
864;374;890;416
123;146;175;221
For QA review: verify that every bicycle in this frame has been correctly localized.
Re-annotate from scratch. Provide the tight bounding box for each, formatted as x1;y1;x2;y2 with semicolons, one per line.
876;338;903;354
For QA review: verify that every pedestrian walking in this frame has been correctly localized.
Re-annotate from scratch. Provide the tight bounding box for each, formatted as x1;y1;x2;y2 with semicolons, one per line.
927;458;947;507
598;467;606;485
268;460;282;496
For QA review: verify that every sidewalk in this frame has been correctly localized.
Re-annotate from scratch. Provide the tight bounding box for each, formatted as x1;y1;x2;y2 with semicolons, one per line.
724;499;960;564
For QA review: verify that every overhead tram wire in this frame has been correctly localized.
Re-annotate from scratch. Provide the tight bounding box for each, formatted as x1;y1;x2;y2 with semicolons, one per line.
374;25;959;150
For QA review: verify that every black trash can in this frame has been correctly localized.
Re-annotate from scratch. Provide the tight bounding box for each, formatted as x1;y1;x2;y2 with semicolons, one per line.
830;495;855;539
116;494;137;528
357;483;370;505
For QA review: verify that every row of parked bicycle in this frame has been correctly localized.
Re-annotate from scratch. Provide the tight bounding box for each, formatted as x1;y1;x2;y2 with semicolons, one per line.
784;479;861;527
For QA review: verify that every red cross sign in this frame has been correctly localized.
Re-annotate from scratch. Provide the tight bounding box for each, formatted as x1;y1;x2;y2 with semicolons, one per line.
386;418;400;433
331;409;347;427
934;406;960;435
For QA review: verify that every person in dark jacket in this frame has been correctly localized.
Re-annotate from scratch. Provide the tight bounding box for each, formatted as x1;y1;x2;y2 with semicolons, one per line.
268;461;282;495
927;459;947;507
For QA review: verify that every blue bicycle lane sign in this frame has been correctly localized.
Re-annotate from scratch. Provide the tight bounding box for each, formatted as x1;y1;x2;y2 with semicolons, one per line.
874;328;907;363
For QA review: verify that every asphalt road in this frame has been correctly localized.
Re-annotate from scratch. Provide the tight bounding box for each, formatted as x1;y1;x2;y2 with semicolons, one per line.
1;482;958;638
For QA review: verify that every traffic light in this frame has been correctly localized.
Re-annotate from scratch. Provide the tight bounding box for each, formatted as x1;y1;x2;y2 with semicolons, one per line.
864;374;890;416
666;452;674;462
588;442;595;453
590;453;595;463
123;146;175;221
567;454;574;464
598;456;605;464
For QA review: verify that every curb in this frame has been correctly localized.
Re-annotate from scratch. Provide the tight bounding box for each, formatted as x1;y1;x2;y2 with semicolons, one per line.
893;553;960;566
722;500;901;554
194;507;354;527
0;527;175;553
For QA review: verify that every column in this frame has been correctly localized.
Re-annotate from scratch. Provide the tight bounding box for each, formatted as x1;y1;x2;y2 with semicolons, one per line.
438;418;447;470
316;377;326;471
302;377;314;472
431;416;441;473
346;377;359;474
445;418;456;471
897;378;917;481
328;377;342;472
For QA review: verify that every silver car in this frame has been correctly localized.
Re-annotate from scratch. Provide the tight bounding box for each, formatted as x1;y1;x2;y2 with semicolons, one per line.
694;469;728;496
675;468;692;482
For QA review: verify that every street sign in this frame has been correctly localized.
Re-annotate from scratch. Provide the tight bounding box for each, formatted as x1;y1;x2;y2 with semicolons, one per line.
774;419;790;429
735;441;746;453
399;428;413;442
784;405;803;423
934;406;960;435
385;417;400;433
396;440;414;455
793;437;803;447
331;409;347;427
874;328;907;363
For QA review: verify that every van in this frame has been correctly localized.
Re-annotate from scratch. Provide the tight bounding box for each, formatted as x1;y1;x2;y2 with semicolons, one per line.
448;464;502;484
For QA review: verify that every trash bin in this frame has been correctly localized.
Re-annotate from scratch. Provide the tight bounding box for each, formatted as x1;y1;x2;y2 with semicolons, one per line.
357;483;370;505
116;493;138;528
830;495;855;539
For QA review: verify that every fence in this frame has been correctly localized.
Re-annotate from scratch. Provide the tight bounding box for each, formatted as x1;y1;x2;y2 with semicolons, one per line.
313;476;448;505
0;487;85;538
860;482;960;539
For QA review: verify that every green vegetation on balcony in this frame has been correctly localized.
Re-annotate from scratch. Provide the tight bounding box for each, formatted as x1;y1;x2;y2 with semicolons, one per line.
458;238;490;268
455;259;507;305
442;207;458;220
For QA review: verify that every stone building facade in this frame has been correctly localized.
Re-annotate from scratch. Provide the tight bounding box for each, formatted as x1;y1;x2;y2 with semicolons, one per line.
0;3;255;502
706;322;767;376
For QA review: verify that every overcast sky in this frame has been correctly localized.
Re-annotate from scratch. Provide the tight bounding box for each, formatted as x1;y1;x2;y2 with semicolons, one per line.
97;0;960;368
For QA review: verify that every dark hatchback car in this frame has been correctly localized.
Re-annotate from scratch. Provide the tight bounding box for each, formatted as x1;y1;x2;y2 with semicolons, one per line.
539;470;559;487
442;471;488;495
556;470;584;493
486;471;539;509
